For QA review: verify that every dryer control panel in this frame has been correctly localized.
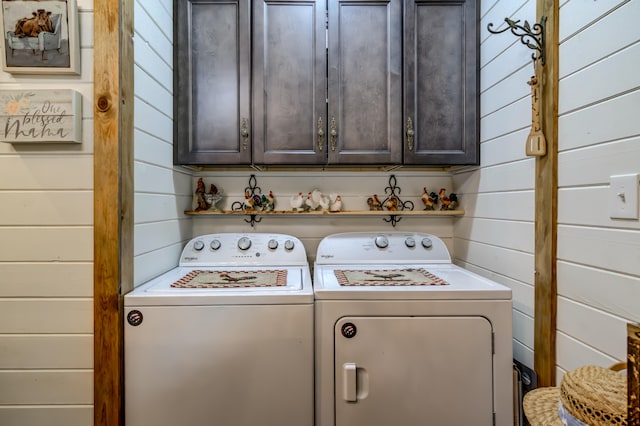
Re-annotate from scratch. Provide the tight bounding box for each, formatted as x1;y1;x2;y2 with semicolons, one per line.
315;232;451;265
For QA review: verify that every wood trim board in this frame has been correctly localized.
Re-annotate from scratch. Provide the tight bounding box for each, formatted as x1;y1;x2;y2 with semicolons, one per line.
93;0;134;425
534;0;559;388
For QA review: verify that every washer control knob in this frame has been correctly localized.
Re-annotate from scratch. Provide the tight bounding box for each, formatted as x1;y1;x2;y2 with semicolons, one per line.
284;239;295;251
405;237;416;248
268;239;279;250
210;239;221;251
193;240;205;251
237;237;252;251
421;237;433;249
375;235;389;249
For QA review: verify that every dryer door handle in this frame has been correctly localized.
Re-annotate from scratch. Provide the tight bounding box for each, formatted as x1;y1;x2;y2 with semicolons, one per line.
343;363;357;402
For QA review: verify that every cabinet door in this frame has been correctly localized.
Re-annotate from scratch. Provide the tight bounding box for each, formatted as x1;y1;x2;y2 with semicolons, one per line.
253;0;327;165
327;0;402;165
174;0;251;165
404;0;479;165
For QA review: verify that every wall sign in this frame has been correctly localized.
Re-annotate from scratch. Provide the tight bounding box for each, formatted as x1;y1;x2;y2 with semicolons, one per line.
0;89;82;143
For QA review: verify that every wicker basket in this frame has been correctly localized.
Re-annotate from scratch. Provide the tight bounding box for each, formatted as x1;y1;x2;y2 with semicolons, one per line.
523;364;627;426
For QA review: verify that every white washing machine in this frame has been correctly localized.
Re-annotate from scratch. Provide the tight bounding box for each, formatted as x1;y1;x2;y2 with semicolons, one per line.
314;232;513;426
124;233;314;426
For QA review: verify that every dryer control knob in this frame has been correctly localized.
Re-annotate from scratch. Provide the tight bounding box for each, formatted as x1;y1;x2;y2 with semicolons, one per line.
421;237;433;249
375;235;389;248
268;239;279;250
284;239;295;251
193;240;205;251
210;239;221;251
405;237;416;248
237;237;252;250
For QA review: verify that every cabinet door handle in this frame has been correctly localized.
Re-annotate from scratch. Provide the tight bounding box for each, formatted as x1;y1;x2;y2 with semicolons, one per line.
330;117;337;151
240;117;249;150
317;117;324;151
406;117;414;151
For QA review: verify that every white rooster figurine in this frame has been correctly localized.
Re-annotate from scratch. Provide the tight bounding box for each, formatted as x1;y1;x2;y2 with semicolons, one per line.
290;192;304;211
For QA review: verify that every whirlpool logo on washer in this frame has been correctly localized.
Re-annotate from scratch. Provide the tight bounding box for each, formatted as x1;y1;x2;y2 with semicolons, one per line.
319;254;334;259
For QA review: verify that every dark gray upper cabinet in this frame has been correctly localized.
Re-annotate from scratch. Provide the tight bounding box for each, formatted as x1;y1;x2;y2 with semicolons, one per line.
174;0;479;166
252;0;327;165
327;0;402;165
403;0;479;165
174;0;251;165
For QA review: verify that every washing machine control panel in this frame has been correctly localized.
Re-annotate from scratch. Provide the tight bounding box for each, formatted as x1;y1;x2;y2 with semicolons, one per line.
180;233;307;266
315;232;451;264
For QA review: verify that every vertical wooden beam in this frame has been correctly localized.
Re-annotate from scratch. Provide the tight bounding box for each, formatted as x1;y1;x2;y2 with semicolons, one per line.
533;0;559;388
94;0;134;425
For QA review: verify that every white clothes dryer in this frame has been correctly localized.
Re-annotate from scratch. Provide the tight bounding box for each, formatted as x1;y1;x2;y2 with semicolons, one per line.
313;232;513;426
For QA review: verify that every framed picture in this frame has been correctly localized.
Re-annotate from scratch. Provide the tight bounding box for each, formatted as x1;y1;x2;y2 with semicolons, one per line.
1;0;79;75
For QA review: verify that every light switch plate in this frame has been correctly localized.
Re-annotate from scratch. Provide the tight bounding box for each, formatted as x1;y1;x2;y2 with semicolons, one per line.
609;174;639;219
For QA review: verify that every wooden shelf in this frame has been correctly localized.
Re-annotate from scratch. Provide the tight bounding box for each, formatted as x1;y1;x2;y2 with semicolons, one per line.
184;209;464;216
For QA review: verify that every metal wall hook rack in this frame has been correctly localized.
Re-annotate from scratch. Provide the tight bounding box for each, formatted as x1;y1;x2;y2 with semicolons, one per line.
487;16;546;65
381;174;414;227
231;174;263;227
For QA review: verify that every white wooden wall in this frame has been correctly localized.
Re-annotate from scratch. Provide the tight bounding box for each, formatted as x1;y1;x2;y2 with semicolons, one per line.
133;0;192;288
0;1;95;425
457;0;640;382
454;0;537;368
555;0;640;381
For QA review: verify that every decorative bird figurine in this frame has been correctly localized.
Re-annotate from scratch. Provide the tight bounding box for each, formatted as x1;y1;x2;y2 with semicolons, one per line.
421;188;436;211
439;188;451;210
195;178;208;211
367;194;383;211
204;184;223;210
318;192;331;211
304;192;319;211
263;190;276;212
385;196;399;211
243;191;255;211
329;194;342;212
290;192;305;211
448;193;459;210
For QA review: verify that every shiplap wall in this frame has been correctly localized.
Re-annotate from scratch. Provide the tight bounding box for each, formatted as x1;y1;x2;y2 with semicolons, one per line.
555;0;640;381
133;0;192;288
457;0;640;381
0;1;94;425
453;0;537;368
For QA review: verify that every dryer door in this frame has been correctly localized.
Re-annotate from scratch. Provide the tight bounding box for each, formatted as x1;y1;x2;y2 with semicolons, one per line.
334;316;494;426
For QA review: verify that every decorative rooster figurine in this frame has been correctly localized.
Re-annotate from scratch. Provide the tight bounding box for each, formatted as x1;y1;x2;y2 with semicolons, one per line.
329;194;342;212
263;190;276;212
439;188;451;211
385;196;399;211
290;192;304;211
367;194;383;211
421;187;437;210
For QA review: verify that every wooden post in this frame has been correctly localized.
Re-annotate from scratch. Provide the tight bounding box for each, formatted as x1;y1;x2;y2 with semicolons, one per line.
93;0;134;425
533;0;559;388
629;323;640;425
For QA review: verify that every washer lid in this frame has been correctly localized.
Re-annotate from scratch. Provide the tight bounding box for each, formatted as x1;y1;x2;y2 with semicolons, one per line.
313;264;511;300
125;266;313;306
